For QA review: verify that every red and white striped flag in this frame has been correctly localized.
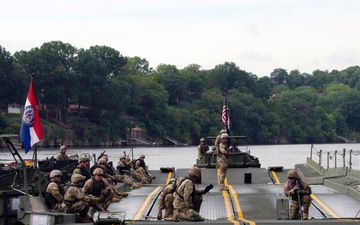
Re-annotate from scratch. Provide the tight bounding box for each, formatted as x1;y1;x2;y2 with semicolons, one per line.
222;99;229;130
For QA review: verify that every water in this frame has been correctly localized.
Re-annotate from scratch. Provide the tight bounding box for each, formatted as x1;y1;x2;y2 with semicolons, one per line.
1;143;360;170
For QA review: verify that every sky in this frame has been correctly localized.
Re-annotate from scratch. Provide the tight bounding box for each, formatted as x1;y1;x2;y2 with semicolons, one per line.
1;0;360;77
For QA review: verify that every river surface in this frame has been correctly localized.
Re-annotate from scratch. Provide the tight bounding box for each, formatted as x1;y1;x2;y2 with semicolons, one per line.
1;143;360;170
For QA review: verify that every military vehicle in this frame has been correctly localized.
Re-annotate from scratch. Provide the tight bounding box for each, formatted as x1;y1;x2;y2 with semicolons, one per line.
0;134;79;225
196;135;261;168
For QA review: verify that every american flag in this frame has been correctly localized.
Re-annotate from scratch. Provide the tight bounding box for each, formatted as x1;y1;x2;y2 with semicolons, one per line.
222;99;229;129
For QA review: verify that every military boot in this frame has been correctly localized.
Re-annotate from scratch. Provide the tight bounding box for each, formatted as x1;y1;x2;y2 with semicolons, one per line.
173;209;180;222
132;182;142;189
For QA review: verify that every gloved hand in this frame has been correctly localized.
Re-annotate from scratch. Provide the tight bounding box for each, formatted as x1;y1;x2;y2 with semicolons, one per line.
157;211;162;220
204;184;214;193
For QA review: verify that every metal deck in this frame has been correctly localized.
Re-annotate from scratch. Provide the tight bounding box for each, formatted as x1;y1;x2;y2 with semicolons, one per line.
106;167;360;225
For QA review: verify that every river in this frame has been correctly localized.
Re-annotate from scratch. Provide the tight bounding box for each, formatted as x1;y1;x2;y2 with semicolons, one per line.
1;143;360;170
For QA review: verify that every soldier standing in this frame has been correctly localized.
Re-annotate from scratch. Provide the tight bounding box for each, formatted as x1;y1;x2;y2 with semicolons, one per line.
214;129;227;153
172;166;213;222
55;145;68;161
217;133;229;191
64;174;102;223
197;138;209;160
284;169;312;220
44;170;67;212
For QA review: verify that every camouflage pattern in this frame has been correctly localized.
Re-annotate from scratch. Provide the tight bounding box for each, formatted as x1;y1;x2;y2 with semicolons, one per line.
83;177;115;210
117;159;146;183
158;183;175;219
134;158;155;183
197;142;209;160
284;177;312;220
45;182;68;212
173;178;205;221
217;141;228;189
55;145;68;160
98;164;142;190
64;183;102;221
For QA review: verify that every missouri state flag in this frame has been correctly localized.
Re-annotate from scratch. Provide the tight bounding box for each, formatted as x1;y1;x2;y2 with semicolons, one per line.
20;81;42;153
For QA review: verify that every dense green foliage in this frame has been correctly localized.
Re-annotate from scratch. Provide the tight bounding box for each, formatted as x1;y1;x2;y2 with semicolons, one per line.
1;42;360;145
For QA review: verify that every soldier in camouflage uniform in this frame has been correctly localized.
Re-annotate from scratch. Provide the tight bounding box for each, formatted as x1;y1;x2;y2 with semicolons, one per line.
217;133;229;191
64;174;103;223
157;178;180;220
197;138;209;160
172;166;213;222
117;155;147;183
97;158;142;190
134;154;156;183
214;129;227;153
55;145;68;161
83;168;120;210
44;170;68;212
284;169;312;220
72;155;91;181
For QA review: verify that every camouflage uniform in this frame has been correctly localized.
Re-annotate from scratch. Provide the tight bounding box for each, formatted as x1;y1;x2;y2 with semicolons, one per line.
83;173;116;210
157;180;179;220
214;129;227;154
72;155;91;181
173;167;212;222
134;155;155;183
97;158;142;190
284;170;312;220
44;170;68;212
55;145;68;161
64;174;101;223
197;138;209;160
217;134;229;190
117;156;146;183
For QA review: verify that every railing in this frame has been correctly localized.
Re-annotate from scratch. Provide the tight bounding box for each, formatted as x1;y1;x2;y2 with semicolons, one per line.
310;144;360;169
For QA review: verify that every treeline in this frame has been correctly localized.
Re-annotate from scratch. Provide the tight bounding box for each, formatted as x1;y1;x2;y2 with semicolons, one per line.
1;41;360;145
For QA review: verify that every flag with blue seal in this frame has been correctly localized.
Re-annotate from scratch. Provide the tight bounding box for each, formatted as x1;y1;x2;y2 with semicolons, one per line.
20;81;42;153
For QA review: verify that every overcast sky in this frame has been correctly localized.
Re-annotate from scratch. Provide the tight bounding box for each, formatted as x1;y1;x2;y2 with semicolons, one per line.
1;0;359;77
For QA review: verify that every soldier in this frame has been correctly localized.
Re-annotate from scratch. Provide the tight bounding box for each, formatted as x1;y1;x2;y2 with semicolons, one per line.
118;156;148;183
173;166;213;222
197;138;209;160
97;158;141;191
44;170;67;212
134;154;156;183
217;133;229;191
64;174;102;223
284;169;312;220
229;142;240;152
72;155;91;181
83;168;120;210
55;145;68;161
214;129;227;154
157;178;179;220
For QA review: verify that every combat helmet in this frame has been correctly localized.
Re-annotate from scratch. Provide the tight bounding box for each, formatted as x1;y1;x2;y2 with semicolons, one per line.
287;169;298;178
200;138;205;142
71;174;85;183
78;155;89;163
220;129;227;134
50;170;62;178
97;158;107;165
188;166;201;178
220;133;228;139
93;167;104;175
60;145;67;151
119;155;126;160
